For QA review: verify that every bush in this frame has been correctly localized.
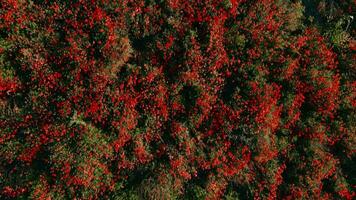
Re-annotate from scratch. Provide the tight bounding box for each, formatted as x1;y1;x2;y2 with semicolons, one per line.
0;0;355;199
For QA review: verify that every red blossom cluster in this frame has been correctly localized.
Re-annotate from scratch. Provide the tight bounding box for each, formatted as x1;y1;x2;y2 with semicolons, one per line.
0;0;355;199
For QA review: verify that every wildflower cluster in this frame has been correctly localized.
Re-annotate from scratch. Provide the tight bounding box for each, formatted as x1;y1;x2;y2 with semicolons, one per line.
0;0;355;199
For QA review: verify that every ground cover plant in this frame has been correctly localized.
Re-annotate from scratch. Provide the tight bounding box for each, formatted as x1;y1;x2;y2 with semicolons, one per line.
0;0;355;199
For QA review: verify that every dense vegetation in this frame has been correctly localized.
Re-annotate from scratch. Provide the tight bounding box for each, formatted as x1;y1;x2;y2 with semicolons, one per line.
0;0;355;199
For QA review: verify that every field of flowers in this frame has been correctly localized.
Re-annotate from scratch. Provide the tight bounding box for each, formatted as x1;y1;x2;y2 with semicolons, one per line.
0;0;355;199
